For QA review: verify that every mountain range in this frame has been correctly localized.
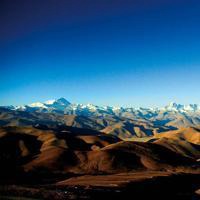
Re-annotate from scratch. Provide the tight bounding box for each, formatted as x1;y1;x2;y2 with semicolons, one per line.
1;97;200;140
1;98;200;199
6;97;200;116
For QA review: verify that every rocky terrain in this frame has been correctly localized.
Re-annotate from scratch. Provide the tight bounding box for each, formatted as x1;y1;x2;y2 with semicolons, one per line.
0;124;199;199
2;98;200;140
0;98;200;199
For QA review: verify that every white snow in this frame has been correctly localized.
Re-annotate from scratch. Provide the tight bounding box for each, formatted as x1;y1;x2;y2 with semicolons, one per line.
10;98;200;116
45;99;56;105
29;102;47;108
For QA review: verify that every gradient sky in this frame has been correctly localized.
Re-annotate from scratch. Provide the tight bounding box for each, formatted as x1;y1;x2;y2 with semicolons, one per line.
1;0;200;107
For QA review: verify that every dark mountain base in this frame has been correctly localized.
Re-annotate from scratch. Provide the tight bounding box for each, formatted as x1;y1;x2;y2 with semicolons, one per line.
0;125;200;199
0;172;200;200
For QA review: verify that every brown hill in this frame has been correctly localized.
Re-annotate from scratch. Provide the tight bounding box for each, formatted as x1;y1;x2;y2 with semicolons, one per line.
154;127;200;145
154;137;200;160
1;126;199;183
101;120;170;139
24;141;199;175
0;108;174;139
0;126;120;180
151;127;200;162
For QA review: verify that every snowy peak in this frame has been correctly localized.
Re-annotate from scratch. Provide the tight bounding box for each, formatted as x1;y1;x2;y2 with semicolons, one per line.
29;102;48;108
45;99;56;105
164;102;183;111
183;104;199;111
164;102;200;112
4;98;200;116
21;98;72;111
54;98;71;106
2;98;200;131
44;98;71;106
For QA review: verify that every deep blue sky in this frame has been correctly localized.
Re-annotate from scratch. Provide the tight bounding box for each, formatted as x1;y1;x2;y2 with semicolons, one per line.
1;0;200;107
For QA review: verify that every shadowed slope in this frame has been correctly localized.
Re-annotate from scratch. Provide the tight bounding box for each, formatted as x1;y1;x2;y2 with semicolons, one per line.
154;127;200;145
0;126;199;184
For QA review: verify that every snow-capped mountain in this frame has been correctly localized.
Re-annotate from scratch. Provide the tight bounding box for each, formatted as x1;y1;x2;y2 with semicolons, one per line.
13;97;71;113
8;98;200;116
163;102;200;112
3;98;200;129
2;97;200;138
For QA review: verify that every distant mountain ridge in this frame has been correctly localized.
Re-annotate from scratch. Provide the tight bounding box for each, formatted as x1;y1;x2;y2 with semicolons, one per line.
4;97;200;115
1;97;200;139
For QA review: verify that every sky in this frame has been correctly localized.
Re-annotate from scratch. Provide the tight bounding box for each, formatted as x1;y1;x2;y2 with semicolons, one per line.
1;0;200;107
